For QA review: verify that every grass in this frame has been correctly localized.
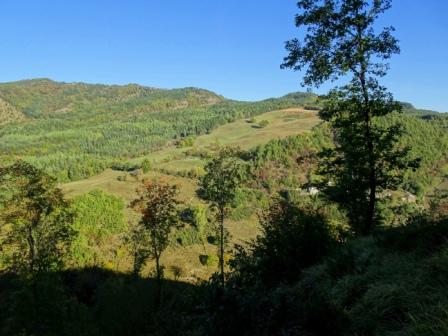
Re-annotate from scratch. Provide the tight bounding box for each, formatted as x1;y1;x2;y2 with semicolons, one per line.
61;168;260;280
60;107;320;280
195;108;318;150
158;158;205;173
61;169;198;204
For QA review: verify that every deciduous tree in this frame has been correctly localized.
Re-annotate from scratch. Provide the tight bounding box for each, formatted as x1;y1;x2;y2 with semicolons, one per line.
282;0;419;234
0;161;74;274
199;147;246;286
130;179;179;284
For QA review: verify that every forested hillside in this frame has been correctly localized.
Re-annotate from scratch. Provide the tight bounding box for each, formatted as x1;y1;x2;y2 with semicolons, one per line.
249;112;448;197
0;79;316;181
0;78;224;118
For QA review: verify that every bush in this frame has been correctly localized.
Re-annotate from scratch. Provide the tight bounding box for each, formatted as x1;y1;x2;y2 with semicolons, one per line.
141;159;152;173
199;254;219;267
70;190;126;268
111;162;138;172
258;120;269;128
230;196;337;287
303;105;320;111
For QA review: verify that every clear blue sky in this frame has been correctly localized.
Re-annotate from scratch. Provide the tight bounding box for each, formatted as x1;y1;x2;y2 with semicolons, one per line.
0;0;446;111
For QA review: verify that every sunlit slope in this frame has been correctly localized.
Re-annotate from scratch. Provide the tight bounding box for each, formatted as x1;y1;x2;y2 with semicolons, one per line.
0;97;25;125
195;108;318;149
0;79;317;181
61;107;319;198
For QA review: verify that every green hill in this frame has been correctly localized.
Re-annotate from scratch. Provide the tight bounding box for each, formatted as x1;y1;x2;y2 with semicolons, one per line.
0;78;444;184
0;79;317;181
0;78;224;119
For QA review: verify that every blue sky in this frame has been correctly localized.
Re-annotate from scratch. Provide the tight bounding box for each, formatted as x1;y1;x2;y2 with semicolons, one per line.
0;0;446;111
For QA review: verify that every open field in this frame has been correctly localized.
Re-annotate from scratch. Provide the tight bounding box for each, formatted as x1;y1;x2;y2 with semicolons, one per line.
61;169;198;204
195;108;319;149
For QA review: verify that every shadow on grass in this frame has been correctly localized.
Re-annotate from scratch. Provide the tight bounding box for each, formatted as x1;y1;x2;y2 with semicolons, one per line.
0;267;199;336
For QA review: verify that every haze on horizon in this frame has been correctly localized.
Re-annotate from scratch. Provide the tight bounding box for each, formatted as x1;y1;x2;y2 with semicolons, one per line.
0;0;446;112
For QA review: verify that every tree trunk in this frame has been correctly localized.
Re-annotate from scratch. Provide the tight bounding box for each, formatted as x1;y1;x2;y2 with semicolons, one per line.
359;71;376;235
155;253;161;283
219;206;225;287
26;224;36;272
154;245;163;307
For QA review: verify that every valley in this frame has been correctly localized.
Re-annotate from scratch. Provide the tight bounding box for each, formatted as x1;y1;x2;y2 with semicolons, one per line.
60;106;320;280
1;79;447;282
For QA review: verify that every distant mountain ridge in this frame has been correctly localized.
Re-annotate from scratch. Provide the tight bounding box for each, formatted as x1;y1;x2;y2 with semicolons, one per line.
0;79;225;124
0;78;443;126
0;79;320;181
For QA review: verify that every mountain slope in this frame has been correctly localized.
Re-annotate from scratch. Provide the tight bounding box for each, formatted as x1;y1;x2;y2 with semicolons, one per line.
0;79;317;181
0;97;25;125
0;78;443;183
0;79;224;120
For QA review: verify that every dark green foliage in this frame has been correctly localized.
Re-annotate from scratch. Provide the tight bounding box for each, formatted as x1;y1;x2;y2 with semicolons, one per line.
246;123;332;192
248;111;447;198
230;196;337;288
198;214;448;335
0;161;74;274
0;273;97;336
0;268;200;336
318;83;420;234
282;0;419;234
282;0;399;86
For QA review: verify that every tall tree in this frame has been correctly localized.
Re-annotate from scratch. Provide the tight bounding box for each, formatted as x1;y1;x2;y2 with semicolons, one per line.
199;147;246;286
130;179;179;283
0;161;74;274
282;0;418;234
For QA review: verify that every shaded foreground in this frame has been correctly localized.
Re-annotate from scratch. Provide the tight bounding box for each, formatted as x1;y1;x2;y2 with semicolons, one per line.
2;214;448;335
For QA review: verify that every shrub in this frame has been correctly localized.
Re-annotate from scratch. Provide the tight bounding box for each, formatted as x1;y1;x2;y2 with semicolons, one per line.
199;254;219;267
230;196;337;287
70;190;126;268
258;120;269;128
141;159;152;173
303;105;320;111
